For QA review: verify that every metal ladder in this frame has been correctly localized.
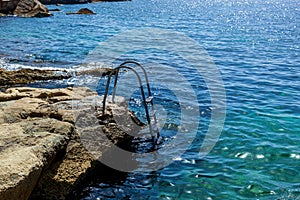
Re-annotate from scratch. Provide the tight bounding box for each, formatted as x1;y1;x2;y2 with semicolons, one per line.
102;61;160;146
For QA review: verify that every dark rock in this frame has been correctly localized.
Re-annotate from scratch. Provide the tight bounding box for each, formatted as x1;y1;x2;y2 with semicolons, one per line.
13;0;52;17
66;7;95;15
0;67;115;87
0;0;19;14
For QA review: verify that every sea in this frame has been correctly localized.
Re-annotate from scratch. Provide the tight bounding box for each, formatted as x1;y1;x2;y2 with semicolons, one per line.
0;0;300;199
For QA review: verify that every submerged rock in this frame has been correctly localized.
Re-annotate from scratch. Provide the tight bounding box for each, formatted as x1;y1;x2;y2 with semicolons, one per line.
75;67;113;76
0;87;142;199
66;8;95;15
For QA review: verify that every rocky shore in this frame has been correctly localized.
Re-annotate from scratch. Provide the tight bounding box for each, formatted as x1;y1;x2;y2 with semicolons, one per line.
40;0;130;5
0;70;142;199
0;0;130;17
0;68;71;86
0;67;113;86
0;0;52;17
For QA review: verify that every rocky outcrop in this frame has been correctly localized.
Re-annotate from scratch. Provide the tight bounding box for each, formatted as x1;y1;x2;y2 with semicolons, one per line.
39;0;130;4
0;67;114;86
0;0;131;16
0;0;19;14
0;87;141;199
0;123;68;200
13;0;52;17
0;68;71;86
66;8;95;15
0;0;52;17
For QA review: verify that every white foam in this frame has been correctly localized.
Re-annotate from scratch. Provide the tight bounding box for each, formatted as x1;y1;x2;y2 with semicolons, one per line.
71;62;111;73
0;57;66;71
290;153;300;159
235;152;250;159
0;58;111;88
256;154;265;159
172;157;183;161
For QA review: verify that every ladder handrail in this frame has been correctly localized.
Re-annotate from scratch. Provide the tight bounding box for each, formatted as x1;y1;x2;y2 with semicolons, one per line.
112;60;152;102
112;61;160;142
120;60;152;95
102;65;154;139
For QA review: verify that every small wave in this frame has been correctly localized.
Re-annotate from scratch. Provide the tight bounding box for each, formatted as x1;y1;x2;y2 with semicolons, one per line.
0;58;110;76
71;62;111;72
0;57;68;71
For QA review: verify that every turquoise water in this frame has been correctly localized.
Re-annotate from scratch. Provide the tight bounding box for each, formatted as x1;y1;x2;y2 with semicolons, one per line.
1;0;300;199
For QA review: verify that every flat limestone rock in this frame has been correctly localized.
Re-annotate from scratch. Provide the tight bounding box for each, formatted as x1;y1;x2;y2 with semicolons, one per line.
0;86;141;199
0;147;43;200
0;123;68;200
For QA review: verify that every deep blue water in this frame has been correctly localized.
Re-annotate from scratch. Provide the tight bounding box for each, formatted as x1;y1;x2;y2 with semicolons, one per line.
1;0;300;199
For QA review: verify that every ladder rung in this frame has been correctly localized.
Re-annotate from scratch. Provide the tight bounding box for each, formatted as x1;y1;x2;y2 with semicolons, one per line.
156;136;162;145
151;110;156;116
145;96;154;103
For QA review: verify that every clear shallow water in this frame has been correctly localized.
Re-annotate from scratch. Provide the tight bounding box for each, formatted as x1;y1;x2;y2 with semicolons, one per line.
1;0;300;199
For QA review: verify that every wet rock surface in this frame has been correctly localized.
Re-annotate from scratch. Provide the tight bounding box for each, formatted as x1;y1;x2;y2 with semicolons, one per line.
0;68;71;86
0;87;142;200
0;67;114;87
